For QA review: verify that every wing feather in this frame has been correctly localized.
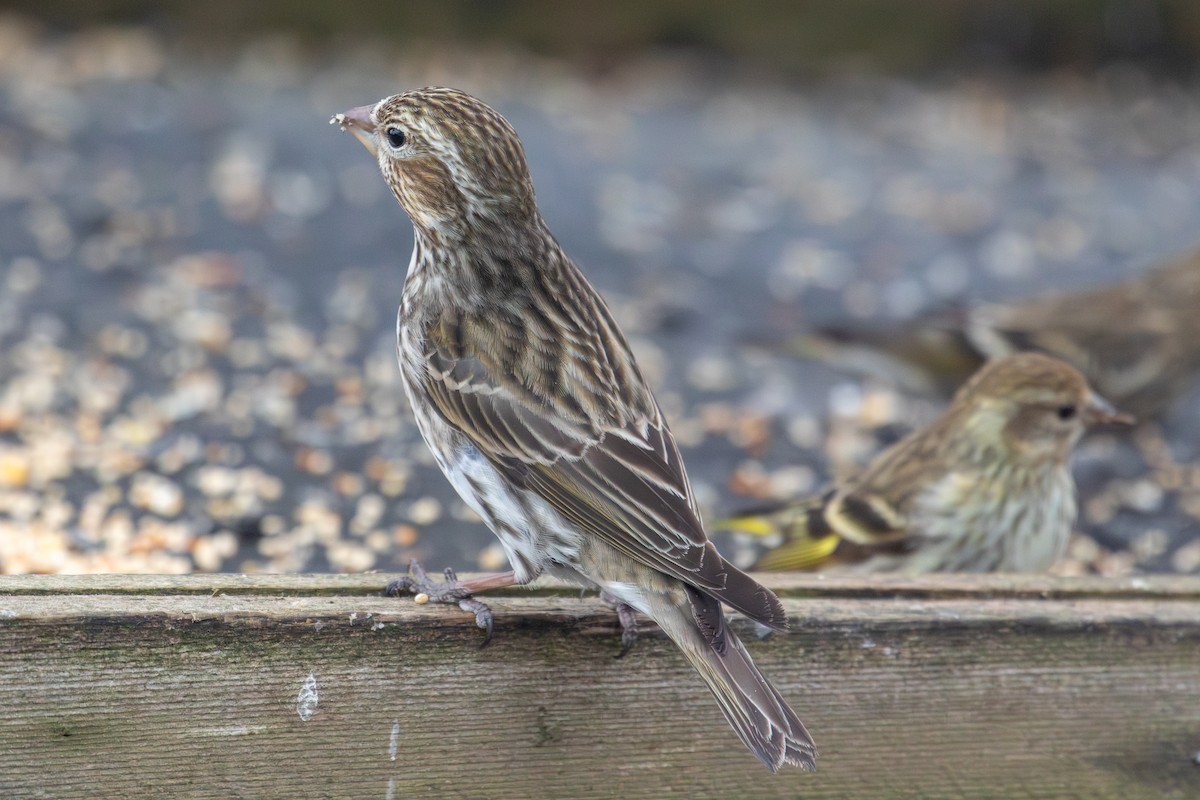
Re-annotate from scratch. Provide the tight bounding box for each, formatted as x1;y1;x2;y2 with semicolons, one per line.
413;299;785;627
419;306;711;573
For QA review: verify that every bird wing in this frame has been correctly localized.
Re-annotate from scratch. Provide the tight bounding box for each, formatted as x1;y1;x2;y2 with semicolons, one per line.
720;494;842;571
415;302;784;627
745;425;948;571
724;486;911;572
820;487;910;545
821;425;944;549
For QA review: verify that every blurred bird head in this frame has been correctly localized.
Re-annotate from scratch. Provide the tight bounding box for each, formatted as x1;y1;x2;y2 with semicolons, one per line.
949;352;1133;464
333;87;536;238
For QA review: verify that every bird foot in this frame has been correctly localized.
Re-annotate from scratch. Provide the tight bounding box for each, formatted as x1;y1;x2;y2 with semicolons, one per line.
600;590;639;658
385;561;494;645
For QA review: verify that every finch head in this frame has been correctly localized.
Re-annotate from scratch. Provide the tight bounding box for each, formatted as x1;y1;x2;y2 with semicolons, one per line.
333;88;536;237
952;352;1133;464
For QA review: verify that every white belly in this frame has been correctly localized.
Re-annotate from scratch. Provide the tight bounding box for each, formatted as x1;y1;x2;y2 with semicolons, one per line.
397;316;585;585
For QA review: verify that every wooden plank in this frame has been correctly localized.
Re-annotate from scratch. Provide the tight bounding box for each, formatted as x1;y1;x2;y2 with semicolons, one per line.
0;574;1198;799
7;571;1200;599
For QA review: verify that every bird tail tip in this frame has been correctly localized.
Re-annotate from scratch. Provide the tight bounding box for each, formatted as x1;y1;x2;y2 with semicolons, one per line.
686;623;817;771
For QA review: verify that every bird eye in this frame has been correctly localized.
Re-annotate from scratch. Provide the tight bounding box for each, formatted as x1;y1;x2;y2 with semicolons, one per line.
385;127;407;149
1056;405;1077;420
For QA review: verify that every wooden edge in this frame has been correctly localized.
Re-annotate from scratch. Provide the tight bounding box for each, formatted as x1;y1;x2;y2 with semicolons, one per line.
1;571;1199;600
1;593;1198;632
1;574;1199;636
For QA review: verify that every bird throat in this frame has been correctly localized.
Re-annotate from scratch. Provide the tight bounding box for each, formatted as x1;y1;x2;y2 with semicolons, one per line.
406;226;538;311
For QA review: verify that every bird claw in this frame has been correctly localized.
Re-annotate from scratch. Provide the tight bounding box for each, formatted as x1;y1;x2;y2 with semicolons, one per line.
457;596;494;644
601;590;639;659
385;561;495;646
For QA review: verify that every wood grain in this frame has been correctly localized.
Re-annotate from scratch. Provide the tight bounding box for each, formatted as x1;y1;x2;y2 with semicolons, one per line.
0;574;1197;799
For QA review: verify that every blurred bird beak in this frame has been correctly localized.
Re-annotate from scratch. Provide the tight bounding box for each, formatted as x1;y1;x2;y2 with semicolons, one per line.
330;105;377;156
1084;393;1135;426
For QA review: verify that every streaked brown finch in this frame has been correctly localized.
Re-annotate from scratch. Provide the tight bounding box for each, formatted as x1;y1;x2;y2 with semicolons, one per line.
333;87;815;771
722;353;1133;573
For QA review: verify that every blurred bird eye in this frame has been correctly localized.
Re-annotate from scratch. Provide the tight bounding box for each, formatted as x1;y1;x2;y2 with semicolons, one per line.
1056;405;1077;420
385;127;407;149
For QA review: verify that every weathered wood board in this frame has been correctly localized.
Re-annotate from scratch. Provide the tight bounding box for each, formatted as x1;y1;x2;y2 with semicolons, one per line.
0;573;1197;799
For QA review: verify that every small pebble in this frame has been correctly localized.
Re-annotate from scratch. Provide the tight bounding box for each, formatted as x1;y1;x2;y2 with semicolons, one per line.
0;451;31;488
1130;528;1168;563
326;541;375;573
786;414;822;449
1171;539;1200;573
687;355;739;393
393;524;419;548
296;448;334;476
129;473;185;517
768;465;816;499
1119;479;1165;514
407;497;442;526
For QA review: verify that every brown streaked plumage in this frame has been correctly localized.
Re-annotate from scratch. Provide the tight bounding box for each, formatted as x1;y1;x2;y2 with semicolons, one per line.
333;88;815;771
722;353;1133;574
794;247;1200;420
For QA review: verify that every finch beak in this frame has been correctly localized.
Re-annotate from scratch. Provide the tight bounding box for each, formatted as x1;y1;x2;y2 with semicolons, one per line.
1084;393;1135;426
330;105;377;156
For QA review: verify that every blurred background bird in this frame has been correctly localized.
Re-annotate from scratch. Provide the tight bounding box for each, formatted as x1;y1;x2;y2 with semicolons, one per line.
793;247;1200;421
720;353;1133;574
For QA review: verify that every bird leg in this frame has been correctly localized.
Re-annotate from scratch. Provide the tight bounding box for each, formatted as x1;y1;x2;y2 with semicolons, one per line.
600;589;639;658
385;561;517;646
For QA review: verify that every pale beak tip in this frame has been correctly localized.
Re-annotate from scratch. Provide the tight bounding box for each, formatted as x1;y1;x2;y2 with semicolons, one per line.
1086;393;1135;426
331;105;378;156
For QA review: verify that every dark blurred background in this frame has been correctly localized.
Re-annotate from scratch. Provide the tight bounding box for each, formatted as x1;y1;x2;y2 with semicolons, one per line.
0;1;1198;575
11;0;1200;74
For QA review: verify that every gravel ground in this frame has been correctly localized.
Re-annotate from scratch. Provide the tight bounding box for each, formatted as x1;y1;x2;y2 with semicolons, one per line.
1;20;1198;576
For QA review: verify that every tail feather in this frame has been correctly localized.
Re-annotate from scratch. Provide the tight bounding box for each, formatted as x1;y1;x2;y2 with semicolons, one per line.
707;560;789;631
684;620;816;772
650;588;817;772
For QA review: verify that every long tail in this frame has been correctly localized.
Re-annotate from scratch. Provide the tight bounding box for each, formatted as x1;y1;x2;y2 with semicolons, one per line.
646;587;817;772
